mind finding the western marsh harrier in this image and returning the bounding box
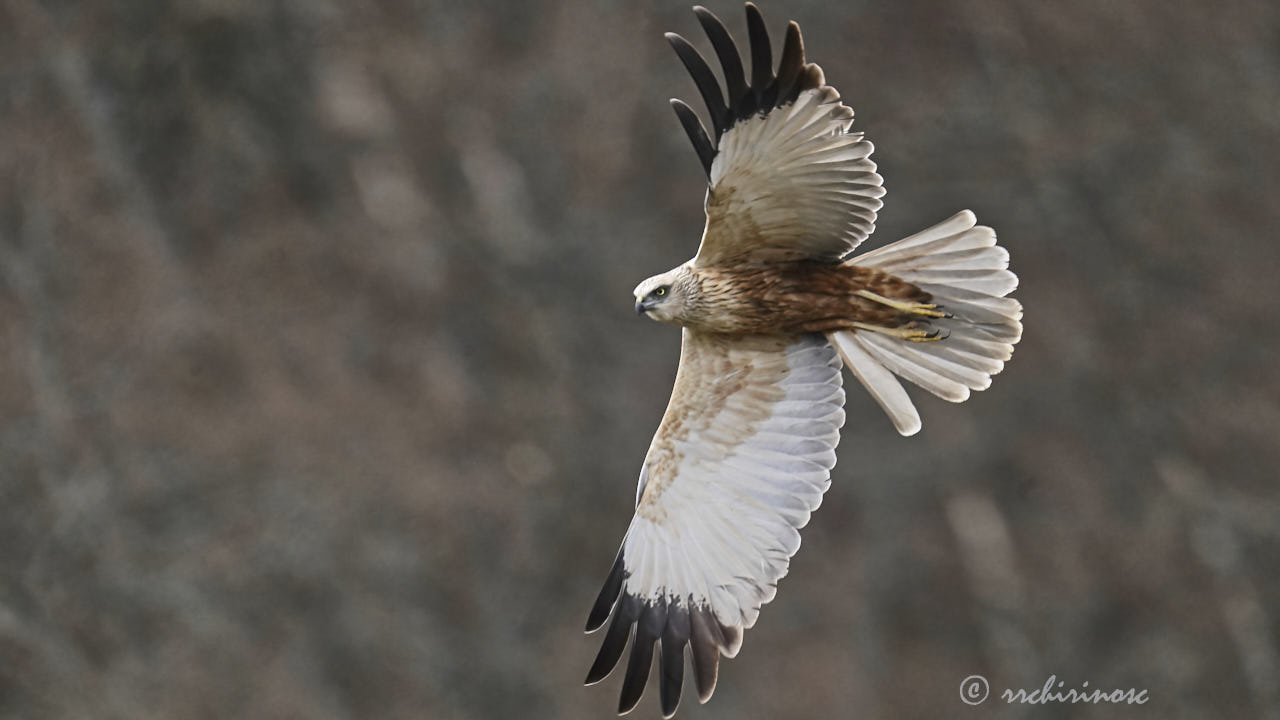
[585,5,1022,716]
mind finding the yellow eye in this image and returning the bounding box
[655,287,667,297]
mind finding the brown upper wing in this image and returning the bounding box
[665,5,885,266]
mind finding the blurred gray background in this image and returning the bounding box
[2,1,1278,718]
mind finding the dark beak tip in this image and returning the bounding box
[634,300,646,315]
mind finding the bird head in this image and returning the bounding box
[633,265,695,324]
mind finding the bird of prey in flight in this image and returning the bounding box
[585,4,1022,716]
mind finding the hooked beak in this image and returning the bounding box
[634,298,650,315]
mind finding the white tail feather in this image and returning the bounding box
[828,211,1023,435]
[829,332,921,436]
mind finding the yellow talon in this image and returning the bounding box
[855,289,950,318]
[852,322,949,342]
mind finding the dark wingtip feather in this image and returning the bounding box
[666,32,728,137]
[586,552,626,632]
[659,606,690,718]
[689,608,721,703]
[586,593,640,685]
[618,601,667,714]
[744,3,774,103]
[667,4,836,178]
[773,21,806,107]
[670,100,715,177]
[693,6,748,116]
[719,622,743,658]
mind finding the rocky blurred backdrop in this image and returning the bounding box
[2,1,1278,718]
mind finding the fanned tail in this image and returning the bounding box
[828,210,1023,436]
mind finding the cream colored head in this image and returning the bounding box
[633,264,696,325]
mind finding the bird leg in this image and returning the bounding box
[855,289,950,318]
[852,321,948,342]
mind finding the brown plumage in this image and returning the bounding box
[588,5,1023,718]
[682,261,935,335]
